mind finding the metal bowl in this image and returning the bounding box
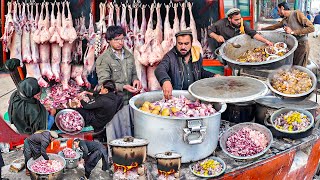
[268,108,314,134]
[55,109,85,135]
[27,153,66,179]
[219,122,273,160]
[219,31,298,70]
[266,65,317,100]
[58,150,81,169]
[189,156,226,178]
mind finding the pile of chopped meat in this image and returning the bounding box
[236,43,289,63]
[191,159,223,177]
[58,111,84,132]
[62,148,77,159]
[39,80,82,109]
[30,160,63,174]
[271,68,312,95]
[226,127,268,157]
[139,95,216,117]
[274,111,311,132]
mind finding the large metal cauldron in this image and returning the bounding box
[129,90,227,163]
[219,31,298,70]
[27,154,66,180]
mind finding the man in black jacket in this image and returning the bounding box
[23,131,59,175]
[73,139,109,180]
[155,30,219,99]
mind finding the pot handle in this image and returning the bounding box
[183,119,207,145]
[264,114,273,127]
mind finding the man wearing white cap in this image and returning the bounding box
[23,130,59,176]
[208,8,273,54]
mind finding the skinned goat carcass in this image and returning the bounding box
[37,2,50,44]
[59,1,77,43]
[173,3,180,45]
[180,3,187,30]
[9,2,22,65]
[39,42,54,80]
[187,2,203,54]
[60,62,71,90]
[1,2,14,52]
[140,5,147,37]
[120,3,128,33]
[83,13,96,78]
[30,3,40,63]
[71,65,85,86]
[21,3,32,63]
[115,4,121,26]
[107,2,114,27]
[147,66,161,91]
[128,5,134,31]
[161,4,174,54]
[26,63,49,87]
[96,3,107,34]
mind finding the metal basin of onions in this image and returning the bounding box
[129,90,227,163]
[219,122,273,160]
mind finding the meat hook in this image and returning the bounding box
[169,0,173,7]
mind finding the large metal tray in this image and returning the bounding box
[219,31,298,70]
[55,109,84,135]
[188,76,269,103]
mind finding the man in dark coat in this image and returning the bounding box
[8,77,55,134]
[24,131,59,175]
[73,139,109,180]
[155,30,219,99]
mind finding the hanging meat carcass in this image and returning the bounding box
[161,4,174,54]
[21,3,32,63]
[1,2,14,52]
[50,2,63,82]
[9,2,23,65]
[187,2,203,54]
[107,2,115,27]
[115,4,121,26]
[30,3,40,64]
[180,3,187,31]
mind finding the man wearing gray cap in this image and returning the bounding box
[23,130,59,176]
[155,30,219,99]
[208,8,273,54]
[260,2,314,66]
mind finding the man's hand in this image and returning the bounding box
[132,80,142,91]
[284,26,293,34]
[214,35,225,43]
[49,108,56,116]
[123,85,140,93]
[214,74,221,77]
[265,40,273,46]
[162,81,173,100]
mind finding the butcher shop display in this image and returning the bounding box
[57,110,84,132]
[226,127,268,157]
[273,111,311,132]
[139,95,216,117]
[270,68,312,95]
[190,158,224,178]
[62,148,77,159]
[30,160,63,174]
[236,42,289,63]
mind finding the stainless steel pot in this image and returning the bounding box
[221,101,256,123]
[129,90,227,163]
[255,96,319,125]
[27,154,66,180]
[58,150,81,169]
[219,31,298,70]
[155,152,181,178]
[108,136,149,166]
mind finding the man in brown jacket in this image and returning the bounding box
[260,2,314,66]
[96,26,142,104]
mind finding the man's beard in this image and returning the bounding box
[231,22,241,28]
[177,49,191,57]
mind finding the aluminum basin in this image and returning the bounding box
[129,90,227,163]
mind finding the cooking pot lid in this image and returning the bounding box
[255,96,319,109]
[155,152,182,159]
[108,136,149,147]
[188,77,268,103]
